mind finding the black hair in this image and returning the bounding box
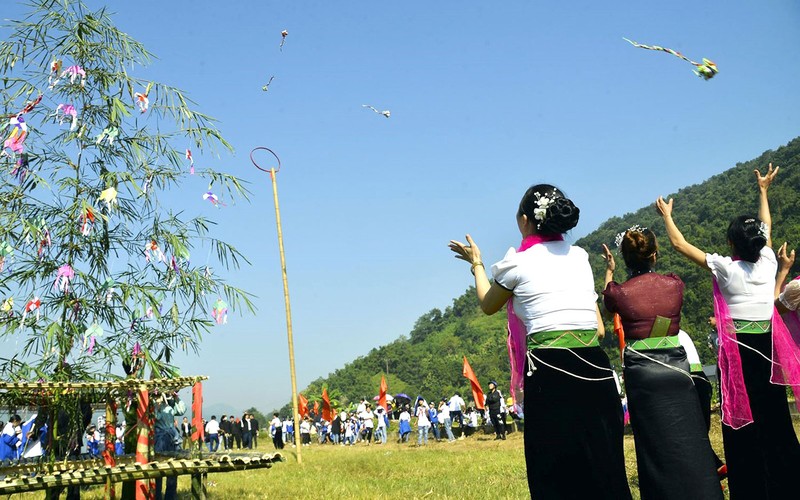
[9,414,21,424]
[727,215,767,263]
[517,184,580,235]
[620,228,658,273]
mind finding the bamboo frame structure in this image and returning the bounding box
[0,454,283,496]
[0,376,285,499]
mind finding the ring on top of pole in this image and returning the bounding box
[250,147,281,176]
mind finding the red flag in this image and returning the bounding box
[463,356,485,410]
[313,400,320,415]
[613,313,625,363]
[321,387,332,422]
[378,375,388,411]
[298,393,309,418]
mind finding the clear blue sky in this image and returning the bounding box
[4,1,800,413]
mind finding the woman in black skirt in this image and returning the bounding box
[657,164,800,499]
[450,184,631,499]
[602,227,722,499]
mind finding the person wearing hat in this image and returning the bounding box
[485,381,506,440]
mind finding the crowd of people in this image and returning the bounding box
[261,391,522,450]
[200,413,261,452]
[449,165,800,499]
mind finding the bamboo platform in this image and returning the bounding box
[0,376,208,391]
[0,452,283,495]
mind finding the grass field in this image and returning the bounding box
[12,416,800,499]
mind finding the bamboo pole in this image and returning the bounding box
[268,166,303,463]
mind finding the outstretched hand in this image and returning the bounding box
[449,234,482,266]
[601,244,615,272]
[778,242,796,271]
[755,162,779,191]
[655,196,673,218]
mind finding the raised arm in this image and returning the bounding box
[656,196,710,269]
[449,234,513,314]
[755,163,778,248]
[775,242,795,311]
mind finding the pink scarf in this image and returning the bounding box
[507,233,564,404]
[713,278,800,429]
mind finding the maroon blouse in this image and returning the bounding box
[602,272,684,340]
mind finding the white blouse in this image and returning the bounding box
[491,241,598,334]
[706,246,777,321]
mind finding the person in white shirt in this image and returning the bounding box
[438,398,455,442]
[448,393,465,428]
[397,408,411,443]
[449,183,630,500]
[658,164,800,498]
[374,406,387,444]
[299,418,311,446]
[360,404,375,445]
[415,398,431,446]
[204,416,220,453]
[270,414,283,450]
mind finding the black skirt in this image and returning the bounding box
[721,332,800,499]
[624,346,723,500]
[524,346,632,500]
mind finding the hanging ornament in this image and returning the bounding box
[211,298,228,325]
[54,264,75,294]
[21,296,41,325]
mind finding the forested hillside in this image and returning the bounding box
[276,137,800,415]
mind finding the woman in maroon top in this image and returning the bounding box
[602,226,722,500]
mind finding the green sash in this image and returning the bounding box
[527,330,599,349]
[627,335,681,351]
[733,319,771,334]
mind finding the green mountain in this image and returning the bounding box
[275,137,800,416]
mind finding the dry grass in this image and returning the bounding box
[11,417,800,499]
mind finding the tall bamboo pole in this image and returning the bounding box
[251,148,302,463]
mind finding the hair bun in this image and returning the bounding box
[540,197,580,234]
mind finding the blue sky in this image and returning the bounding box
[3,1,800,414]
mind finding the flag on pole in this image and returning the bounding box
[298,393,309,418]
[613,313,625,363]
[379,375,388,410]
[313,400,320,416]
[463,356,485,410]
[321,387,332,422]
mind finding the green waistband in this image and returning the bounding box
[733,319,771,334]
[627,335,681,350]
[527,330,599,349]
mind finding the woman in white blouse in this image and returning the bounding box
[449,184,631,499]
[657,164,800,499]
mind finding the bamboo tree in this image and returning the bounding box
[0,0,253,383]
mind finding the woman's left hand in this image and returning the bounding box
[755,162,779,191]
[601,244,615,272]
[449,234,482,266]
[778,241,796,271]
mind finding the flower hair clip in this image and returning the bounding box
[614,224,647,248]
[532,190,558,228]
[759,221,769,239]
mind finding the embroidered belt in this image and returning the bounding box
[627,335,681,351]
[527,329,599,349]
[732,319,771,334]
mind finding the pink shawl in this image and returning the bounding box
[506,233,564,404]
[713,278,800,429]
